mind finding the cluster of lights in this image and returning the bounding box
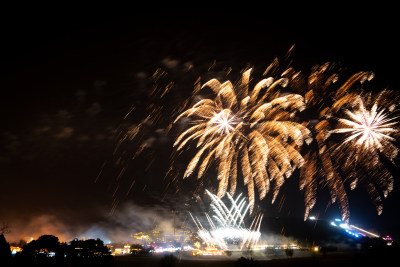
[153,245,194,254]
[329,218,382,239]
[153,245,224,256]
[193,247,224,256]
[345,229,360,238]
[113,245,132,255]
[37,251,56,257]
[384,236,393,246]
[309,216,386,240]
[330,219,359,237]
[10,246,22,255]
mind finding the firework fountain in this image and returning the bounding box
[190,190,263,251]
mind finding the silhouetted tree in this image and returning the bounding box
[11,239,27,248]
[18,235,61,265]
[23,234,60,256]
[63,238,113,266]
[0,222,11,260]
[21,234,62,266]
[0,234,11,262]
[0,223,10,235]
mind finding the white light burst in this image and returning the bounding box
[210,110,237,134]
[329,93,399,216]
[332,97,398,152]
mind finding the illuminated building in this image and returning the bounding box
[131,227,196,247]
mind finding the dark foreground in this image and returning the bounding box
[4,250,398,267]
[112,251,396,267]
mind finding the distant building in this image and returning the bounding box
[131,227,196,247]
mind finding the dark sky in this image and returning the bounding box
[1,4,399,242]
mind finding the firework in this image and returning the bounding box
[284,59,399,222]
[190,190,263,250]
[107,49,399,226]
[330,92,399,216]
[332,94,398,152]
[174,68,311,211]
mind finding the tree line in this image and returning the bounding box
[0,233,113,266]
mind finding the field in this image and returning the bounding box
[7,246,397,267]
[111,251,381,267]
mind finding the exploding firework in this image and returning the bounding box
[105,48,399,226]
[332,94,398,152]
[190,190,263,250]
[286,63,374,222]
[284,59,400,222]
[330,91,399,216]
[174,68,311,211]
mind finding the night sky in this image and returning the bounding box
[1,4,400,242]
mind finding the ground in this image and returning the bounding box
[111,251,389,267]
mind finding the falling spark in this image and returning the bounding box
[98,61,195,212]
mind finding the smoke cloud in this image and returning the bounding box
[5,201,181,244]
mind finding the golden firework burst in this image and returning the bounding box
[333,97,398,151]
[174,68,311,211]
[286,58,399,222]
[330,92,399,216]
